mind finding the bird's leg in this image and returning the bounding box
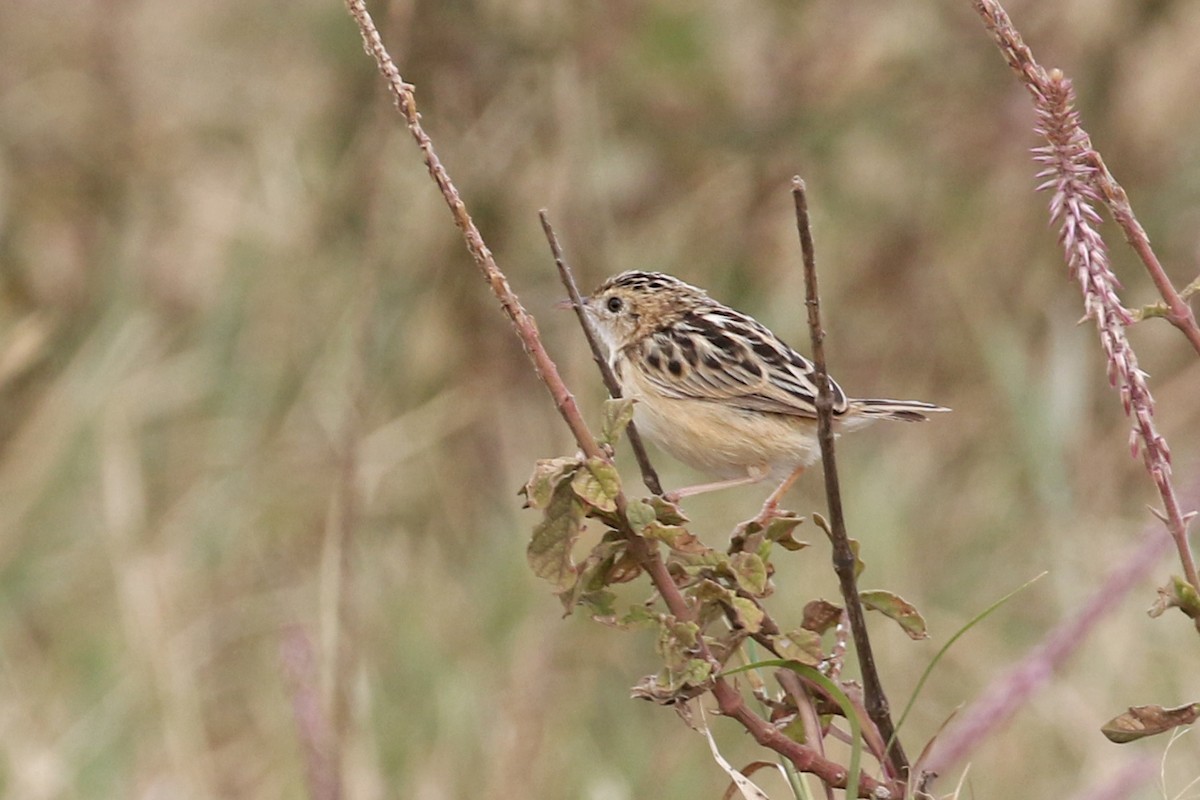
[664,465,770,503]
[752,465,805,526]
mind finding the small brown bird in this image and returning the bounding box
[580,271,947,519]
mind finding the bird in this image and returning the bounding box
[578,270,947,521]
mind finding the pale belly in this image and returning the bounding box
[620,364,823,482]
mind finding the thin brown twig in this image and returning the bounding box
[793,177,908,784]
[341,5,886,794]
[538,210,665,496]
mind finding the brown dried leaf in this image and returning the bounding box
[1102,702,1200,743]
[801,599,843,635]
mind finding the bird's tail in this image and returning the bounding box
[847,398,949,423]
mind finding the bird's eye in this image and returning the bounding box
[606,296,624,313]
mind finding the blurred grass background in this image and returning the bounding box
[2,0,1199,797]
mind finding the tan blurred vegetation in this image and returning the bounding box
[1,0,1199,797]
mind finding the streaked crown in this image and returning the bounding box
[584,271,708,353]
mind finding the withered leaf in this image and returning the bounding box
[521,456,579,510]
[763,514,807,551]
[571,457,621,512]
[600,397,637,445]
[1148,575,1200,621]
[860,589,929,640]
[774,629,824,665]
[626,499,657,530]
[526,480,583,589]
[1102,702,1200,743]
[729,597,765,633]
[642,522,707,554]
[730,552,768,596]
[802,599,843,635]
[647,495,690,525]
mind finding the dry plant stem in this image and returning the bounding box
[342,5,884,795]
[1063,755,1156,800]
[281,626,340,800]
[972,0,1199,592]
[1087,157,1200,355]
[538,210,664,496]
[793,177,908,782]
[920,496,1194,779]
[777,670,835,800]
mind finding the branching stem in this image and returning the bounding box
[538,211,664,496]
[343,3,886,794]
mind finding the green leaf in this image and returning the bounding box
[642,522,706,553]
[599,397,637,445]
[860,589,929,640]
[571,457,621,512]
[1102,702,1200,743]
[730,596,765,633]
[729,552,768,596]
[763,513,806,551]
[526,481,584,589]
[811,512,863,576]
[848,537,865,578]
[680,657,713,686]
[1148,575,1200,621]
[774,629,823,665]
[689,579,732,605]
[647,495,690,525]
[626,499,657,530]
[578,589,617,618]
[657,617,701,670]
[521,457,579,510]
[620,605,659,629]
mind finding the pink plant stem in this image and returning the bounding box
[972,0,1199,592]
[1063,755,1157,800]
[920,508,1183,778]
[1085,155,1200,356]
[341,4,887,794]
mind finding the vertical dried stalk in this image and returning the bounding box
[793,177,908,782]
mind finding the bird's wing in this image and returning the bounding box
[632,306,848,418]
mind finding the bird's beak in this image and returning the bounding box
[555,296,588,311]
